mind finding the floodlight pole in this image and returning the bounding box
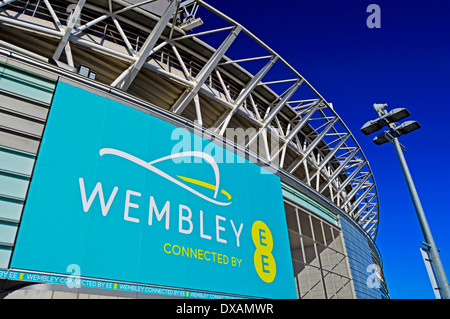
[363,104,450,298]
[391,133,450,299]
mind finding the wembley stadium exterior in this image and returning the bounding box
[0,0,388,299]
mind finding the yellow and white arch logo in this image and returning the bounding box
[252,221,276,283]
[99,148,232,206]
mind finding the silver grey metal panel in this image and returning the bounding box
[0,91,49,121]
[0,112,44,138]
[0,131,40,154]
[0,56,56,271]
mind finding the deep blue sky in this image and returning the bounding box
[205,0,450,298]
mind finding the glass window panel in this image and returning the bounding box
[298,210,313,239]
[0,65,56,103]
[0,199,23,223]
[0,174,29,199]
[318,246,331,271]
[311,217,324,244]
[288,231,304,263]
[0,247,12,268]
[331,229,345,254]
[284,202,299,234]
[0,223,18,245]
[302,237,319,267]
[0,148,35,175]
[283,199,360,299]
[292,259,306,278]
[323,224,334,246]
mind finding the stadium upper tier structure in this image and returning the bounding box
[0,0,388,299]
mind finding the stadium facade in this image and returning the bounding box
[0,0,388,299]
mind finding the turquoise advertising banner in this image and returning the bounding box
[11,82,296,298]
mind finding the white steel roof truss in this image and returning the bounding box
[0,0,381,238]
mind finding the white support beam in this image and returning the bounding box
[348,183,375,216]
[168,0,182,41]
[358,203,378,225]
[73,0,158,36]
[317,134,351,164]
[353,194,377,220]
[73,14,109,35]
[170,42,192,80]
[120,0,180,90]
[333,160,366,198]
[215,69,232,102]
[171,25,243,115]
[341,173,371,208]
[111,16,136,56]
[246,79,303,147]
[363,215,378,234]
[110,40,169,87]
[172,26,235,42]
[303,160,311,187]
[247,94,263,122]
[114,0,160,15]
[213,55,278,135]
[279,123,292,168]
[193,94,202,126]
[286,116,339,174]
[319,147,359,193]
[219,55,273,66]
[269,101,321,162]
[52,0,86,62]
[43,0,63,32]
[0,0,15,8]
[289,98,320,107]
[258,78,299,86]
[308,133,351,181]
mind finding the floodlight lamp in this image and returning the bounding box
[179,17,203,31]
[78,65,90,77]
[372,131,391,145]
[396,120,421,135]
[385,108,411,123]
[360,118,386,135]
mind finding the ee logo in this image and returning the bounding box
[252,221,276,283]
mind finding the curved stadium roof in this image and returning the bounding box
[0,0,380,239]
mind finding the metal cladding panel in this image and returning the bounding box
[0,147,35,176]
[0,131,40,154]
[339,213,386,299]
[0,64,56,104]
[11,82,297,299]
[0,112,44,137]
[0,60,56,270]
[0,92,49,121]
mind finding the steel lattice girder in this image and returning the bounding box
[0,0,380,239]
